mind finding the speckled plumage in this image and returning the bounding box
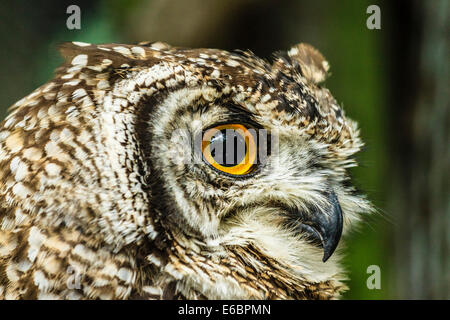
[0,41,372,299]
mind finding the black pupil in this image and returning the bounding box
[210,129,247,167]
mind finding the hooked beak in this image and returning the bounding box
[292,191,343,262]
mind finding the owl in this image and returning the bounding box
[0,41,372,300]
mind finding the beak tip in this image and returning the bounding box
[320,192,344,263]
[322,245,334,262]
[321,239,334,262]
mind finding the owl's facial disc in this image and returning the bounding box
[291,191,343,262]
[200,120,343,261]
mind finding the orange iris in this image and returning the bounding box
[202,124,257,176]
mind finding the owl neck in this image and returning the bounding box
[143,225,346,299]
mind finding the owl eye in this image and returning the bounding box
[202,124,257,176]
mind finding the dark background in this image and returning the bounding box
[0,0,447,299]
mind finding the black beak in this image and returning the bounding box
[293,191,343,262]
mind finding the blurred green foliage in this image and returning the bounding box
[318,0,392,299]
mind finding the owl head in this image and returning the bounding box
[0,41,372,299]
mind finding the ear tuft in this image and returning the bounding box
[287,43,330,84]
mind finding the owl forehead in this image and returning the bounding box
[60,41,311,106]
[54,42,355,149]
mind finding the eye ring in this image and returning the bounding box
[202,124,257,176]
